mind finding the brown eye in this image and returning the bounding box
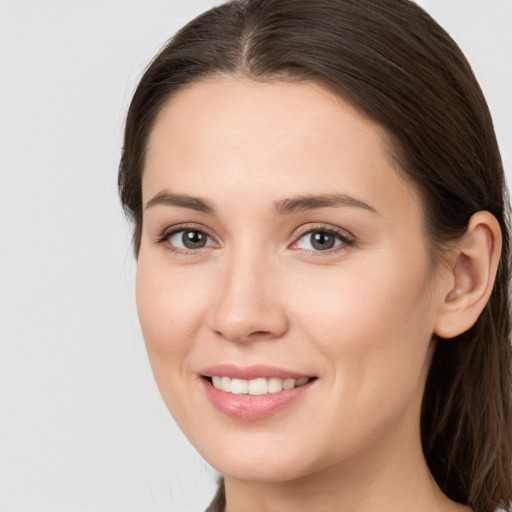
[310,231,336,250]
[167,229,215,250]
[295,228,351,252]
[182,230,207,248]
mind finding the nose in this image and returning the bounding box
[207,250,289,343]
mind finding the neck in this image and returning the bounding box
[223,416,470,512]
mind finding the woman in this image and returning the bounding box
[119,1,511,511]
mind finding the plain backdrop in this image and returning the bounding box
[0,1,510,511]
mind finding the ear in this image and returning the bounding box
[434,211,502,339]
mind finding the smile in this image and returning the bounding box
[210,376,311,395]
[200,365,317,420]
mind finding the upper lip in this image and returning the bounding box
[201,364,314,380]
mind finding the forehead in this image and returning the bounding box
[143,77,419,221]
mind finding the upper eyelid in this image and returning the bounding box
[160,223,216,239]
[292,223,355,240]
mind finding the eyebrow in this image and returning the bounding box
[144,191,379,216]
[145,191,216,214]
[273,193,379,215]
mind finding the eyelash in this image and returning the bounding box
[291,224,355,255]
[155,224,218,256]
[155,223,356,256]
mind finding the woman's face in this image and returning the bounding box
[137,77,447,482]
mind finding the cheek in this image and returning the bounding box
[135,256,209,372]
[291,249,436,402]
[275,253,437,466]
[134,255,221,429]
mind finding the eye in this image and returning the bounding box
[294,228,353,252]
[163,228,216,251]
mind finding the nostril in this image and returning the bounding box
[249,331,272,338]
[213,329,276,342]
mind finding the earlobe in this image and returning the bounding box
[434,211,502,339]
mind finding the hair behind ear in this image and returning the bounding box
[422,212,511,511]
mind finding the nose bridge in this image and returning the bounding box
[209,241,287,342]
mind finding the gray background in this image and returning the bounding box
[0,1,510,510]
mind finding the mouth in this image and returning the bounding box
[200,365,318,420]
[204,375,314,395]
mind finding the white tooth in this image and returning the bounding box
[283,378,296,390]
[230,378,249,394]
[221,376,231,392]
[212,376,222,389]
[268,377,284,393]
[249,378,268,395]
[296,377,309,387]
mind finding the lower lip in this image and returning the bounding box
[201,378,315,420]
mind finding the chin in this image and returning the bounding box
[213,456,311,484]
[193,432,329,485]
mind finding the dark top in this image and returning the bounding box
[205,482,226,512]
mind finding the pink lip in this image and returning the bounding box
[201,364,312,380]
[200,365,317,421]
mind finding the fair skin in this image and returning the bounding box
[136,77,500,512]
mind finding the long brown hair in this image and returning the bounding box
[119,1,511,510]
